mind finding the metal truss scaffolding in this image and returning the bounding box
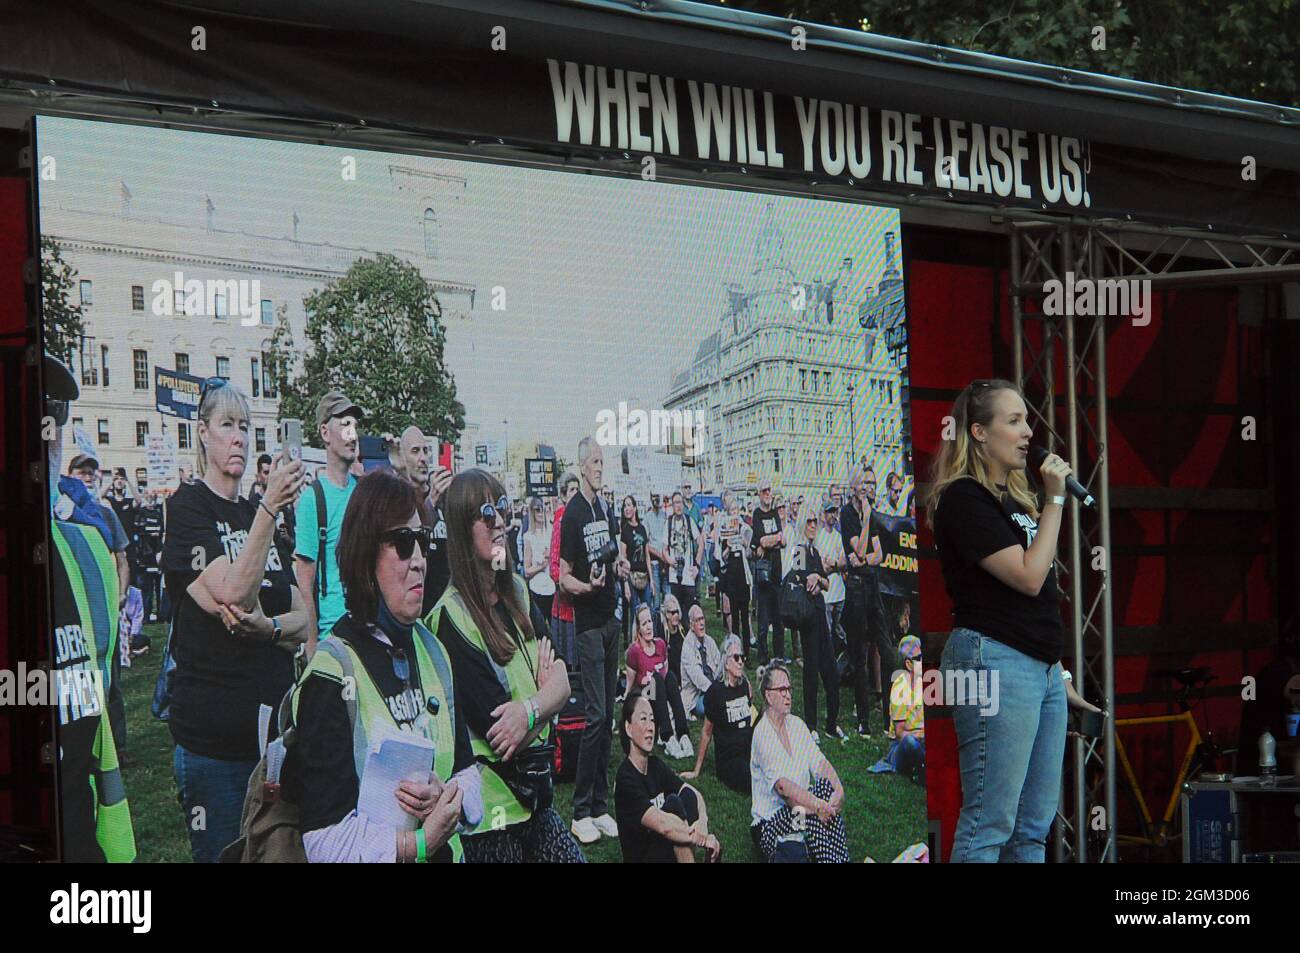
[1009,219,1300,863]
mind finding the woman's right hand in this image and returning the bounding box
[263,454,305,512]
[1038,452,1072,499]
[421,783,464,850]
[395,775,444,820]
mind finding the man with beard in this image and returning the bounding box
[293,390,366,649]
[388,425,453,612]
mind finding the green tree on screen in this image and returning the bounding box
[40,236,85,365]
[267,253,465,447]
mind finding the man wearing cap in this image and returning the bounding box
[293,389,366,650]
[61,452,132,752]
[43,354,137,861]
[871,635,925,782]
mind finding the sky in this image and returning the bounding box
[38,116,903,457]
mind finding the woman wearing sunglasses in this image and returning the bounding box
[161,379,312,863]
[658,592,688,684]
[430,469,584,862]
[750,662,850,863]
[681,634,754,793]
[285,470,478,862]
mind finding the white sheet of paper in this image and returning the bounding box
[265,736,286,785]
[356,726,436,832]
[257,703,273,758]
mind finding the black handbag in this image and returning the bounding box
[753,557,772,585]
[779,570,817,630]
[481,742,556,815]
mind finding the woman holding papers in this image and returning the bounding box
[431,469,585,863]
[285,471,478,863]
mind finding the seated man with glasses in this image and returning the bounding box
[749,662,851,863]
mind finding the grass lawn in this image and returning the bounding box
[119,609,928,863]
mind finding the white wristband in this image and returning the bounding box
[1049,495,1067,507]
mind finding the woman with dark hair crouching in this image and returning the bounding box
[614,691,721,863]
[750,662,850,863]
[928,379,1103,863]
[284,470,478,862]
[431,468,584,863]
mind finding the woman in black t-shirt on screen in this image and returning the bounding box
[927,379,1103,863]
[162,380,311,863]
[614,691,721,863]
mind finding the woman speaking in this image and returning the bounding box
[928,378,1102,863]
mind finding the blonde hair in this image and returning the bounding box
[924,379,1039,528]
[195,382,252,479]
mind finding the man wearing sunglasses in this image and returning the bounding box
[294,390,366,647]
[559,436,628,845]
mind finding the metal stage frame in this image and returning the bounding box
[1009,220,1300,863]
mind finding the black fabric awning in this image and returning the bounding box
[4,0,1298,233]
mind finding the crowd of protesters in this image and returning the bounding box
[54,372,922,863]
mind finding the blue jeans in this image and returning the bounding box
[173,744,257,863]
[939,627,1067,863]
[691,695,706,718]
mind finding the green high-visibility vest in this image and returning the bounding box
[293,619,464,862]
[426,577,547,833]
[51,521,137,863]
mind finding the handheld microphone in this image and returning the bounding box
[1028,446,1096,509]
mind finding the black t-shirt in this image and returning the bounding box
[751,507,783,579]
[839,501,880,594]
[162,480,296,761]
[436,590,552,749]
[560,490,616,632]
[51,524,107,862]
[284,613,474,855]
[934,478,1063,664]
[135,503,163,562]
[614,754,687,863]
[105,492,136,547]
[421,503,451,616]
[622,520,649,569]
[703,679,754,793]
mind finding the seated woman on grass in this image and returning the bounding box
[681,635,753,793]
[749,662,850,863]
[614,691,721,863]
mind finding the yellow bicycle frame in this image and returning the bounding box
[1113,710,1203,847]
